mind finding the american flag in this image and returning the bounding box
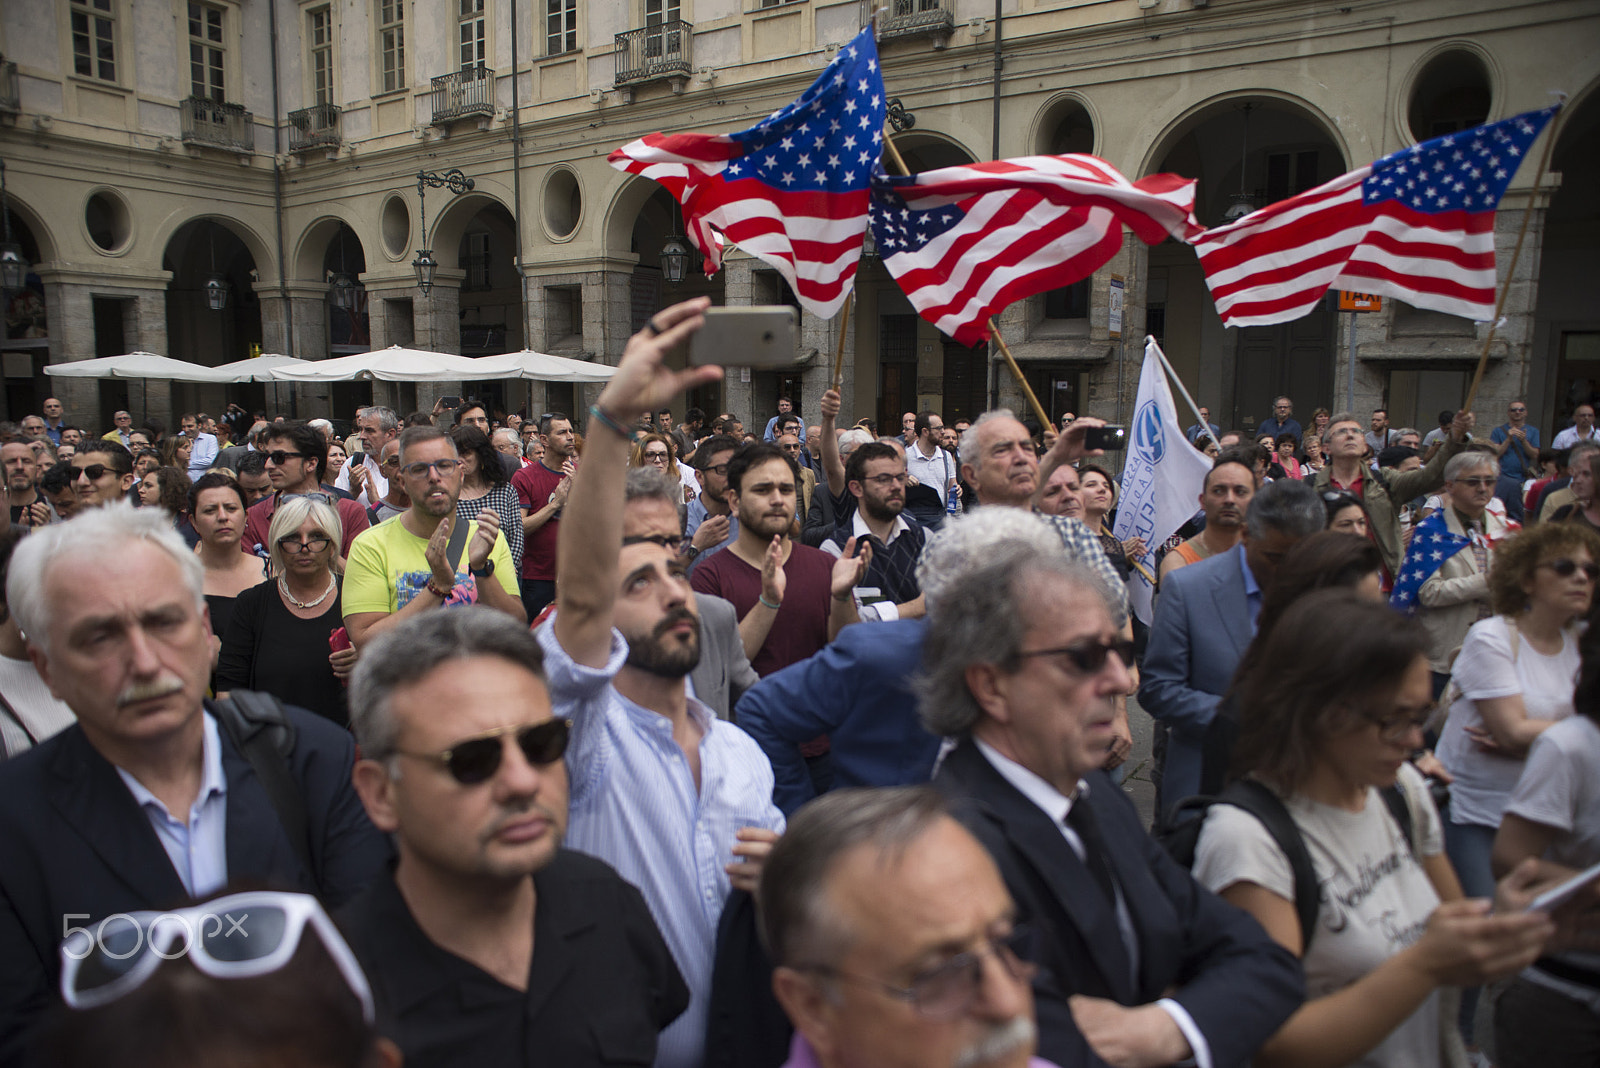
[870,156,1202,347]
[608,27,885,319]
[1193,106,1560,327]
[1389,509,1473,611]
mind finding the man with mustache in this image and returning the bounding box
[539,297,786,1068]
[0,503,389,1062]
[763,787,1051,1068]
[341,608,689,1066]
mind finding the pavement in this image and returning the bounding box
[1119,695,1160,831]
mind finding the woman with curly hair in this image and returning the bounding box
[449,425,523,575]
[630,432,691,504]
[137,465,197,545]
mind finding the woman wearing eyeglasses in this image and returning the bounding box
[1433,521,1600,1050]
[1192,591,1555,1068]
[630,432,693,505]
[217,496,354,726]
[450,425,523,577]
[189,473,268,665]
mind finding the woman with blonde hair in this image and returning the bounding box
[216,495,355,726]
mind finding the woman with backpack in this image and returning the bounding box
[1191,591,1555,1068]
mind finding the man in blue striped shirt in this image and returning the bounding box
[539,296,786,1068]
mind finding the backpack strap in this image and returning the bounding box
[1380,779,1418,857]
[209,692,315,881]
[1221,779,1322,954]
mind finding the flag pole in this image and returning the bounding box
[1147,335,1220,450]
[1462,104,1563,414]
[832,294,851,390]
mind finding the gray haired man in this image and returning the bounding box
[338,405,401,507]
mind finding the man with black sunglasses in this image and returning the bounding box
[240,422,370,566]
[542,297,786,1068]
[67,441,136,509]
[925,519,1304,1068]
[343,609,688,1066]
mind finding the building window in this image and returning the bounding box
[546,286,582,346]
[1265,150,1320,204]
[187,2,226,102]
[459,0,486,71]
[644,0,680,58]
[378,0,405,93]
[1044,279,1089,320]
[70,0,117,83]
[308,6,334,106]
[546,0,577,56]
[464,232,491,290]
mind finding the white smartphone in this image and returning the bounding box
[688,306,799,368]
[1527,860,1600,913]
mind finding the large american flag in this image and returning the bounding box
[870,156,1202,346]
[608,27,884,318]
[1192,106,1560,327]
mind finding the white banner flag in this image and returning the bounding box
[1111,338,1213,624]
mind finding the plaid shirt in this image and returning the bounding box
[1040,513,1130,628]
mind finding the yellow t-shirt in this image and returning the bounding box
[342,513,519,617]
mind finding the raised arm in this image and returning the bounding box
[553,298,720,668]
[820,388,845,497]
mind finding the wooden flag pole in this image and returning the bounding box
[1462,105,1563,413]
[831,294,851,390]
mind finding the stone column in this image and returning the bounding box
[720,258,757,422]
[580,265,633,413]
[412,271,464,413]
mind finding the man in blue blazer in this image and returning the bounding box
[0,504,388,1066]
[1139,477,1326,815]
[925,510,1303,1068]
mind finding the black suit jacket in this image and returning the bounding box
[935,739,1304,1068]
[338,851,688,1068]
[0,706,390,1066]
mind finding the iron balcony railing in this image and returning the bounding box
[288,102,342,152]
[180,96,254,152]
[874,0,955,42]
[430,66,494,124]
[0,59,18,115]
[615,19,693,86]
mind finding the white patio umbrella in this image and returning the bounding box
[268,345,484,382]
[209,354,316,381]
[472,349,617,383]
[44,351,240,383]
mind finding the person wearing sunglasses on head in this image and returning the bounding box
[239,422,371,572]
[763,787,1049,1068]
[540,297,786,1068]
[1429,520,1600,1055]
[0,503,390,1063]
[339,608,687,1067]
[924,516,1306,1068]
[342,425,525,651]
[42,888,399,1068]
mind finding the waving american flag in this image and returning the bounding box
[1193,106,1560,327]
[609,27,885,318]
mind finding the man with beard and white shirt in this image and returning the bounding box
[537,296,786,1068]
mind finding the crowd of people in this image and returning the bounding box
[0,306,1597,1068]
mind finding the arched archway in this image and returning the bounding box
[1146,95,1349,430]
[1535,82,1600,433]
[626,185,727,416]
[162,218,262,367]
[1,195,55,420]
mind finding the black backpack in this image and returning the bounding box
[1161,778,1413,953]
[209,691,315,880]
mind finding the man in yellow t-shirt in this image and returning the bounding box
[343,426,525,648]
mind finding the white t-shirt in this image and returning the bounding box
[1437,616,1579,828]
[333,453,389,508]
[1193,764,1445,1068]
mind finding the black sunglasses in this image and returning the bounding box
[396,719,571,785]
[1539,558,1600,581]
[1016,637,1136,674]
[73,463,114,481]
[266,450,306,465]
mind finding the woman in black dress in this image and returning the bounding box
[190,473,267,661]
[216,495,355,726]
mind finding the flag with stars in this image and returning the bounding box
[1192,105,1560,327]
[1389,509,1473,612]
[869,156,1202,347]
[608,27,885,318]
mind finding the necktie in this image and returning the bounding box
[1065,798,1119,911]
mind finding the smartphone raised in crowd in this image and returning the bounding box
[1083,425,1127,452]
[688,307,799,368]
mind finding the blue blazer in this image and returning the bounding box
[1138,546,1254,807]
[0,705,390,1065]
[936,740,1303,1068]
[735,618,938,815]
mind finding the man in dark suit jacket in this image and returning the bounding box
[922,510,1303,1068]
[0,502,388,1066]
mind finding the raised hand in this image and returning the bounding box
[598,297,723,421]
[761,535,787,607]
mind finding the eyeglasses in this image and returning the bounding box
[265,451,306,465]
[395,719,570,785]
[400,458,464,479]
[701,462,731,477]
[1454,477,1497,489]
[379,454,400,467]
[1539,558,1600,581]
[73,463,114,482]
[1370,710,1430,743]
[277,534,333,554]
[1016,637,1136,674]
[623,533,685,551]
[796,927,1036,1020]
[862,472,908,486]
[59,891,374,1023]
[643,451,670,463]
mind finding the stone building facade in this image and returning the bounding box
[1,0,1596,444]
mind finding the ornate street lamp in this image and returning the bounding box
[1222,102,1259,222]
[412,168,475,296]
[203,223,230,311]
[0,161,26,294]
[329,226,358,309]
[659,201,690,285]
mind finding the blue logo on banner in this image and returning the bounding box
[1132,401,1165,465]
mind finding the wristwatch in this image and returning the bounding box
[469,559,496,578]
[682,544,702,561]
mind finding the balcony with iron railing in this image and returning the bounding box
[0,58,20,115]
[288,102,342,153]
[430,66,495,125]
[871,0,955,45]
[180,96,254,152]
[615,20,693,92]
